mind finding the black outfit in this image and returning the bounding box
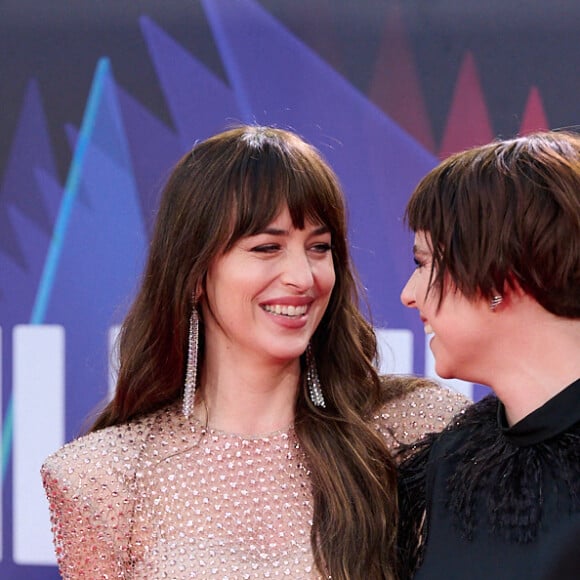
[398,379,580,580]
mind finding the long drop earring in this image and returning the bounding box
[306,343,326,408]
[182,304,199,418]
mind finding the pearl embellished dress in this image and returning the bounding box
[41,384,466,579]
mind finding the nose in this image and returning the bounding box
[281,249,314,290]
[400,274,416,308]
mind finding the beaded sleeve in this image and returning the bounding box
[41,414,154,579]
[374,380,469,455]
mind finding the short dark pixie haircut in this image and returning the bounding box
[405,131,580,318]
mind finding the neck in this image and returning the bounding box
[487,312,580,425]
[195,352,300,435]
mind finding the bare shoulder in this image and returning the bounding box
[374,374,469,453]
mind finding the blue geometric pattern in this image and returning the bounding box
[0,1,446,575]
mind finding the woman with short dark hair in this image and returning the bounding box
[399,131,580,579]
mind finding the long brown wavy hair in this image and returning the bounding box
[90,125,398,578]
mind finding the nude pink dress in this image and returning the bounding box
[42,384,466,579]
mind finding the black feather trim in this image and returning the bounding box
[396,432,438,578]
[443,395,580,542]
[397,382,580,575]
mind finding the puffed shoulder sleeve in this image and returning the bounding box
[41,422,146,579]
[373,375,469,457]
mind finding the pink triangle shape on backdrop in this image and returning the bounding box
[439,52,493,159]
[368,1,435,152]
[519,86,549,135]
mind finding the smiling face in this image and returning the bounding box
[201,206,336,367]
[400,231,497,383]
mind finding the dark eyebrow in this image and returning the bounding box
[260,224,330,236]
[261,227,286,236]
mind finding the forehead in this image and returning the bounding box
[265,205,327,229]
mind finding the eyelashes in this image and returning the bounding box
[251,244,280,253]
[251,243,332,254]
[311,243,332,253]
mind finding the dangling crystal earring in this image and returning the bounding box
[306,343,326,408]
[490,295,503,311]
[182,303,199,418]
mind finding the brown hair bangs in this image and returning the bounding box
[219,127,348,256]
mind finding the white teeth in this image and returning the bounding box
[263,304,307,317]
[424,323,434,335]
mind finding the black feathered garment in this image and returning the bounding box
[398,379,580,580]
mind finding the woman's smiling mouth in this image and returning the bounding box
[262,303,308,317]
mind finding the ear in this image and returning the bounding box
[495,277,528,309]
[189,277,204,304]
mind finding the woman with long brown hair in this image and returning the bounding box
[42,125,464,579]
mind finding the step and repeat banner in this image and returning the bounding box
[1,0,578,577]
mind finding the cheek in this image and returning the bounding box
[320,262,336,295]
[418,270,440,303]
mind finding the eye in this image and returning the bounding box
[310,242,332,254]
[251,244,281,253]
[413,256,422,268]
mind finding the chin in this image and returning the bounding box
[266,346,309,363]
[434,362,456,381]
[435,363,474,384]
